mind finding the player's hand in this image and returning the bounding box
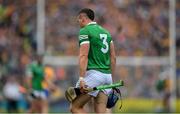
[80,80,88,94]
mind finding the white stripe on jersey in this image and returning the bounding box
[79,37,88,40]
[80,41,90,45]
[79,35,88,37]
[79,35,88,40]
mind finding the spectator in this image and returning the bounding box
[3,76,22,113]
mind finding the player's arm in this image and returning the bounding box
[78,28,90,91]
[110,41,116,79]
[78,29,90,79]
[79,43,89,92]
[25,65,32,89]
[44,74,57,91]
[79,43,89,78]
[26,77,32,89]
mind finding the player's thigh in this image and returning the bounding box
[71,93,92,108]
[94,91,108,113]
[30,99,40,111]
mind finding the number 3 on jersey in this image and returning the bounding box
[100,34,109,53]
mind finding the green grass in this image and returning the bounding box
[114,98,180,113]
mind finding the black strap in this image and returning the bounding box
[112,87,123,109]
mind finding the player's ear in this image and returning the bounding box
[80,17,84,23]
[82,16,87,22]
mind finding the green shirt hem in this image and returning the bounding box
[87,68,111,74]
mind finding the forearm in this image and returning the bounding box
[111,56,116,78]
[79,55,88,77]
[26,77,32,89]
[110,42,116,79]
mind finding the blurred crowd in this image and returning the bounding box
[0,0,179,113]
[46,0,170,56]
[0,0,37,76]
[177,0,180,100]
[0,0,36,112]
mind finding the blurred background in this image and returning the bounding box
[0,0,179,113]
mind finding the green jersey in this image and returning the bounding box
[79,22,112,73]
[26,61,45,90]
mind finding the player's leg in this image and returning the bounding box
[28,92,38,113]
[94,91,108,113]
[70,93,92,113]
[28,91,43,113]
[71,70,96,113]
[42,99,48,113]
[84,97,94,113]
[42,89,49,113]
[36,99,44,113]
[35,100,43,113]
[29,99,41,113]
[94,71,112,113]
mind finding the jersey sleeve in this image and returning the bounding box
[109,37,112,43]
[79,28,89,46]
[108,32,113,43]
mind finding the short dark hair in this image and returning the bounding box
[78,8,95,21]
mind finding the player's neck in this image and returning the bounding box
[85,21,96,26]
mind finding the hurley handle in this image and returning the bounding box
[86,80,124,92]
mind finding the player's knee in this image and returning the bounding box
[70,104,80,113]
[70,106,76,113]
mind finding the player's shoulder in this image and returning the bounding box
[79,27,89,35]
[95,24,110,34]
[100,26,111,36]
[80,22,96,32]
[79,27,88,33]
[79,27,87,32]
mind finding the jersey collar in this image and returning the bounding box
[87,22,97,25]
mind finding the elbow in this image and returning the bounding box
[111,56,116,63]
[114,56,116,62]
[114,57,116,64]
[79,55,88,60]
[79,54,88,59]
[79,54,88,63]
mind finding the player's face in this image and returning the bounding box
[77,13,87,28]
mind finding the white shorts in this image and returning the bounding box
[31,90,47,100]
[76,70,112,97]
